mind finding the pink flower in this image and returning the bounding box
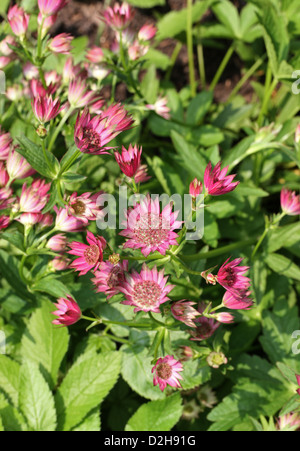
[37,12,57,36]
[63,58,86,83]
[54,207,85,232]
[296,374,300,396]
[32,95,62,123]
[120,196,181,257]
[103,2,135,30]
[7,5,30,37]
[36,213,54,231]
[0,163,9,188]
[222,290,253,310]
[86,46,104,64]
[146,96,170,120]
[92,260,129,299]
[50,256,71,271]
[134,164,151,184]
[0,128,12,161]
[204,161,239,196]
[68,79,102,109]
[47,234,68,252]
[16,213,43,226]
[0,57,11,69]
[0,216,10,230]
[280,188,300,216]
[171,300,200,328]
[23,63,40,80]
[38,0,68,16]
[0,35,17,56]
[6,149,34,180]
[190,302,220,341]
[115,144,142,178]
[138,24,157,41]
[68,191,103,224]
[74,105,133,155]
[52,295,81,326]
[49,33,73,54]
[0,188,14,210]
[215,312,234,324]
[216,257,251,298]
[152,355,183,392]
[277,413,300,431]
[189,178,203,198]
[68,231,106,276]
[18,179,50,213]
[119,264,174,313]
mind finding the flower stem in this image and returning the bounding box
[187,0,196,97]
[210,43,235,92]
[48,106,75,152]
[181,238,256,262]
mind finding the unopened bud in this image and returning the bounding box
[206,351,228,369]
[36,125,47,138]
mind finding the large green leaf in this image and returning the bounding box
[125,393,183,431]
[265,253,300,281]
[0,355,20,407]
[127,0,165,7]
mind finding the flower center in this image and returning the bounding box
[73,200,86,216]
[223,268,236,287]
[132,280,162,309]
[156,362,172,380]
[133,213,169,246]
[82,127,101,149]
[107,266,125,288]
[84,244,100,266]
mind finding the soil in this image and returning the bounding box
[51,0,255,103]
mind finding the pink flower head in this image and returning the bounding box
[36,213,54,231]
[7,5,30,37]
[190,302,220,341]
[18,179,50,213]
[134,164,151,184]
[6,149,34,180]
[63,58,86,83]
[0,187,14,210]
[120,196,181,257]
[0,35,17,56]
[47,234,68,252]
[0,57,11,69]
[222,290,253,310]
[189,178,203,198]
[86,46,104,64]
[50,255,71,271]
[277,413,300,431]
[217,257,251,298]
[23,63,40,80]
[52,295,81,326]
[68,79,102,109]
[54,206,85,232]
[68,231,106,276]
[204,161,239,196]
[32,95,62,123]
[146,96,170,120]
[115,144,142,178]
[92,260,129,299]
[16,213,43,227]
[103,2,135,30]
[37,12,57,36]
[68,191,103,224]
[280,188,300,216]
[49,33,73,54]
[171,300,200,328]
[0,128,13,161]
[0,163,9,188]
[0,216,10,230]
[152,355,183,392]
[119,264,174,313]
[296,374,300,396]
[138,24,157,41]
[215,312,234,324]
[38,0,69,16]
[74,104,133,155]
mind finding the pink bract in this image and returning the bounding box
[102,2,135,30]
[49,33,73,54]
[280,188,300,216]
[92,260,129,299]
[222,290,253,310]
[152,355,183,392]
[217,257,251,298]
[115,144,142,178]
[204,161,239,196]
[38,0,69,16]
[7,5,29,37]
[6,149,35,180]
[52,295,81,326]
[68,231,106,276]
[32,95,62,123]
[171,300,200,328]
[54,206,86,232]
[0,216,10,230]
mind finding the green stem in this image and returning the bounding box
[48,106,75,152]
[210,43,235,92]
[258,65,277,127]
[187,0,196,97]
[197,27,206,88]
[181,238,256,262]
[148,311,166,328]
[165,42,183,82]
[102,333,129,344]
[251,212,286,260]
[19,255,29,285]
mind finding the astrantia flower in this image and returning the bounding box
[222,290,253,310]
[138,24,157,41]
[190,302,220,341]
[68,79,102,109]
[68,191,103,224]
[189,178,203,198]
[0,163,9,188]
[120,196,181,257]
[16,212,43,227]
[68,231,106,276]
[7,5,30,38]
[37,12,57,37]
[52,295,81,326]
[74,105,133,155]
[152,355,183,392]
[38,0,68,16]
[36,213,54,232]
[50,256,71,271]
[0,35,17,56]
[54,207,85,233]
[280,188,300,216]
[0,188,14,210]
[171,300,200,328]
[215,312,234,324]
[146,96,170,120]
[0,216,10,230]
[63,57,86,83]
[47,234,68,252]
[0,128,13,161]
[115,144,142,178]
[103,2,134,30]
[18,179,51,213]
[49,33,73,54]
[6,149,34,180]
[32,95,62,124]
[204,161,239,196]
[119,264,174,313]
[86,46,104,64]
[134,164,151,184]
[92,260,128,299]
[216,257,251,298]
[23,63,40,80]
[276,413,300,431]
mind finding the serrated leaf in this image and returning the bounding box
[31,276,69,298]
[0,355,20,407]
[20,300,69,388]
[0,393,27,431]
[72,409,101,431]
[19,360,57,431]
[55,350,121,431]
[125,393,182,431]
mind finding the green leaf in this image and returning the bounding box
[16,136,60,179]
[265,253,300,281]
[140,65,159,105]
[0,393,27,431]
[212,0,241,39]
[180,359,211,390]
[186,91,213,125]
[125,393,183,431]
[31,276,70,298]
[19,360,57,431]
[72,409,101,432]
[171,130,207,179]
[127,0,165,7]
[20,300,69,388]
[0,229,25,253]
[0,0,10,15]
[265,222,300,254]
[55,350,121,431]
[0,355,20,407]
